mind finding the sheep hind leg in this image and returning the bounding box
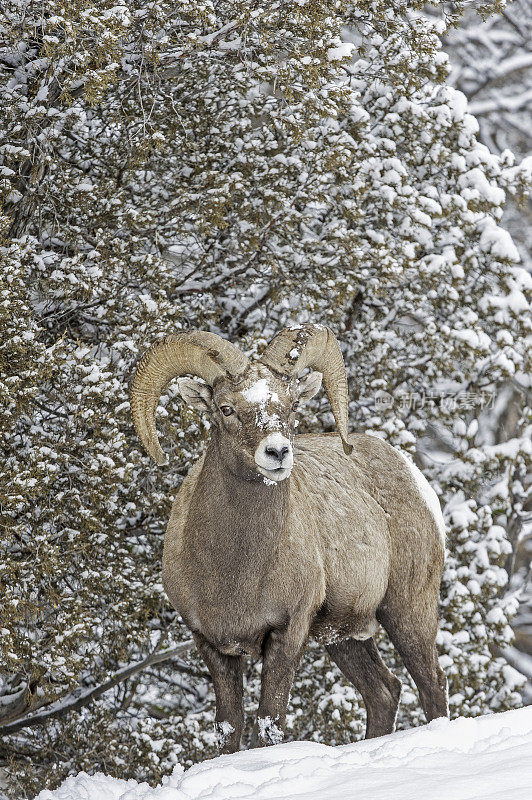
[377,604,449,722]
[326,637,402,738]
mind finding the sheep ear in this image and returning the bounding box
[177,378,213,411]
[297,371,322,402]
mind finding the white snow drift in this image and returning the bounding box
[36,706,532,800]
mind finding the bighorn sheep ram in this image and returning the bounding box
[130,324,448,752]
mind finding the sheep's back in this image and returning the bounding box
[290,433,445,614]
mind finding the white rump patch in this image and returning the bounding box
[397,450,446,544]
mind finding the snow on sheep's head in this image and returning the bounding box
[130,324,352,484]
[177,364,322,483]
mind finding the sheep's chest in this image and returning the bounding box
[167,520,319,658]
[162,453,323,657]
[180,554,302,657]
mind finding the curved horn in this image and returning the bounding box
[259,324,353,455]
[130,331,250,465]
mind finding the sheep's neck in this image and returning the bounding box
[181,437,291,647]
[186,436,290,563]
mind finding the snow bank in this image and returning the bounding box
[36,707,532,800]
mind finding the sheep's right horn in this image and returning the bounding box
[130,331,250,465]
[259,323,353,455]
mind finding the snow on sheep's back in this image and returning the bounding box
[36,708,532,800]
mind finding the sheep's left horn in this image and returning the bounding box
[259,324,353,455]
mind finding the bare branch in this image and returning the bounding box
[0,640,194,736]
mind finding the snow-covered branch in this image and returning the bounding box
[469,88,532,116]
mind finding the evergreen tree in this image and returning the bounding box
[441,0,532,693]
[1,1,530,795]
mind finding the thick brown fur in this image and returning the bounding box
[163,417,448,752]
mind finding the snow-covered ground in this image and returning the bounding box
[36,707,532,800]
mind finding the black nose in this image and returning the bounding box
[265,445,290,462]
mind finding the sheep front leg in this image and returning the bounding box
[253,627,304,747]
[193,633,244,754]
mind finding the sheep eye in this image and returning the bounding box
[220,405,234,416]
[291,401,299,412]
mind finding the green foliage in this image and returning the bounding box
[0,0,530,796]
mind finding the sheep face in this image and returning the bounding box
[177,365,322,484]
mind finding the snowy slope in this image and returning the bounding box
[36,707,532,800]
